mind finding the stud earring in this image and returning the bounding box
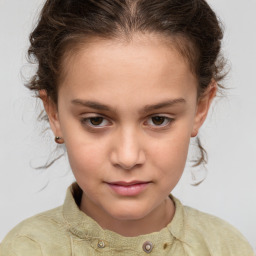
[191,130,198,138]
[55,136,65,144]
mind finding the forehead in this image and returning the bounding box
[59,34,198,103]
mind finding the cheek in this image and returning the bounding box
[150,129,191,178]
[60,116,108,173]
[65,137,107,178]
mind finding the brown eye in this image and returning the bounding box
[81,116,110,128]
[146,116,173,128]
[151,116,166,125]
[90,117,104,126]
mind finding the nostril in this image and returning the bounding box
[117,162,140,171]
[110,134,146,169]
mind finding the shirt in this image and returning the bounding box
[0,182,254,256]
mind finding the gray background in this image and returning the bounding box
[0,0,255,251]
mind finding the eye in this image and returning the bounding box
[147,116,174,127]
[81,116,110,128]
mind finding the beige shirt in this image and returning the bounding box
[1,183,254,256]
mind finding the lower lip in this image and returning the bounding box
[107,183,149,196]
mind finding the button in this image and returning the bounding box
[98,241,105,248]
[142,241,153,253]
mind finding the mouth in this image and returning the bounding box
[106,181,151,196]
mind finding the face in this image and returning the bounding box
[43,34,216,234]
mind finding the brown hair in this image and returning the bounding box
[27,0,226,180]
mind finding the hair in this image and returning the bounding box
[26,0,227,182]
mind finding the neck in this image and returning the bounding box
[80,195,175,237]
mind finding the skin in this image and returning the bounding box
[41,33,216,237]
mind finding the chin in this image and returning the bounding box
[108,204,152,221]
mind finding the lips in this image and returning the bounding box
[106,181,151,196]
[110,181,149,186]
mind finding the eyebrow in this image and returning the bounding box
[71,98,186,114]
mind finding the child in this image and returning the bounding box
[0,0,254,255]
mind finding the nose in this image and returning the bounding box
[110,127,146,170]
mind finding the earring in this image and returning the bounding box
[191,130,198,138]
[55,136,65,144]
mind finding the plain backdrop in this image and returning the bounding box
[0,0,255,251]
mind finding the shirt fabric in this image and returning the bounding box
[0,182,254,256]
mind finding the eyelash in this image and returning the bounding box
[80,115,174,130]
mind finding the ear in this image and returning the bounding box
[39,90,63,138]
[191,80,217,137]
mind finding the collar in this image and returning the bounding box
[62,182,185,251]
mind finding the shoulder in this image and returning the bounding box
[0,206,69,255]
[182,204,254,255]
